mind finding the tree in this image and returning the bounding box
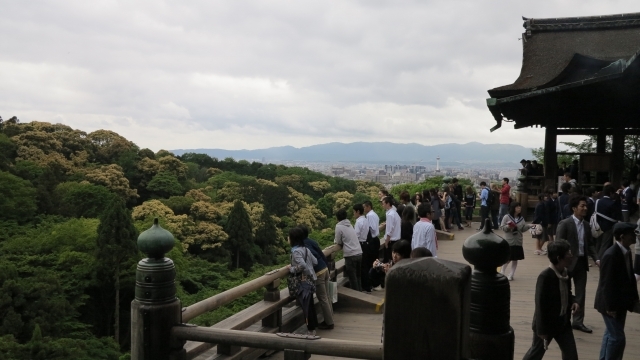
[224,200,257,269]
[531,147,576,167]
[84,164,138,201]
[0,133,17,170]
[54,182,115,218]
[146,171,183,198]
[0,170,37,223]
[254,210,280,265]
[95,197,138,346]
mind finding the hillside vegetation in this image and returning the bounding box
[0,116,387,359]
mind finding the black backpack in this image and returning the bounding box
[485,189,494,207]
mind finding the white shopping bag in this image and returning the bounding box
[328,281,338,303]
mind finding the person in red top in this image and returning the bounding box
[498,178,511,226]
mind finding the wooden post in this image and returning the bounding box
[262,280,282,329]
[597,129,607,153]
[596,129,608,186]
[327,253,336,282]
[383,258,471,359]
[284,349,310,360]
[611,127,625,187]
[543,126,557,191]
[131,219,185,360]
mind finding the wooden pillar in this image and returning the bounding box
[543,126,558,191]
[383,258,471,359]
[596,129,607,153]
[611,128,625,187]
[262,279,282,329]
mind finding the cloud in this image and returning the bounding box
[1,0,636,151]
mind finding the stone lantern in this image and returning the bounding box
[462,219,514,360]
[131,218,185,360]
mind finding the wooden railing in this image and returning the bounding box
[182,244,342,322]
[178,243,380,359]
[173,326,383,360]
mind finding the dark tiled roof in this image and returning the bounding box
[489,12,640,98]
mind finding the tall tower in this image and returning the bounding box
[436,156,441,173]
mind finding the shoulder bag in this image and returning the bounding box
[287,248,316,297]
[590,199,617,238]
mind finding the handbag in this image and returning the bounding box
[287,248,316,297]
[590,199,617,238]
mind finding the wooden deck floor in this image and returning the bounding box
[267,224,640,360]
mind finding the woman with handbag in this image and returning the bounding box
[286,227,319,337]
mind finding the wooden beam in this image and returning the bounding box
[611,128,625,186]
[172,326,383,360]
[543,126,557,191]
[553,128,640,135]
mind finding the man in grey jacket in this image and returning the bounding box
[334,208,363,292]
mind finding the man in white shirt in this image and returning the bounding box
[382,196,401,262]
[364,201,380,238]
[411,203,438,257]
[362,201,381,292]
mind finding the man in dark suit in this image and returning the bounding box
[556,195,598,333]
[594,222,639,360]
[595,184,622,258]
[523,239,579,360]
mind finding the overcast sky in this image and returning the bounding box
[1,1,637,151]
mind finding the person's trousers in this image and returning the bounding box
[314,270,334,325]
[451,207,462,228]
[304,294,318,331]
[600,311,627,360]
[465,207,474,220]
[344,255,362,292]
[444,209,451,229]
[598,230,614,259]
[498,203,509,226]
[369,268,385,288]
[479,206,489,229]
[360,237,380,292]
[491,209,499,229]
[383,240,397,263]
[568,256,588,327]
[622,211,630,223]
[522,323,578,360]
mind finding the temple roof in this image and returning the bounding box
[489,12,640,98]
[486,12,640,131]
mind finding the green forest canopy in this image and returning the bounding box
[0,117,395,359]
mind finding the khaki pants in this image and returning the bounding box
[315,270,334,325]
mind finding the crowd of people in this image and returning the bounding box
[493,163,640,360]
[286,190,439,337]
[287,172,640,359]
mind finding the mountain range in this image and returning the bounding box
[171,142,533,164]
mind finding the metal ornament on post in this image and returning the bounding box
[462,218,514,360]
[131,218,185,360]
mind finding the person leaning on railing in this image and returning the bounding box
[286,227,319,336]
[299,225,335,330]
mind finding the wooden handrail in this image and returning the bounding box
[182,244,343,322]
[173,326,383,360]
